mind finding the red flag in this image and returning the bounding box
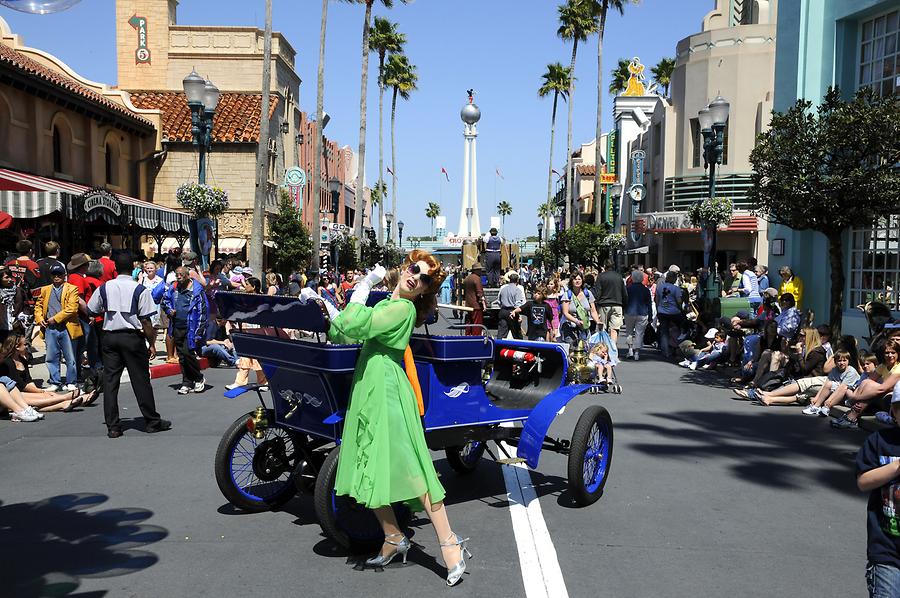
[441,167,449,181]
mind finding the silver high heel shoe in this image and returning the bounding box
[441,532,473,587]
[364,533,410,568]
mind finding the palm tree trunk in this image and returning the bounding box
[354,1,373,254]
[312,0,328,274]
[546,92,559,241]
[593,4,609,226]
[250,0,273,274]
[377,54,385,245]
[565,38,578,229]
[390,86,398,245]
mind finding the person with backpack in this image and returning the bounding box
[560,271,601,346]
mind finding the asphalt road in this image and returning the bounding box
[0,341,870,598]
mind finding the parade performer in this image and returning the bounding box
[325,250,472,586]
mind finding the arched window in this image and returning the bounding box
[103,133,122,187]
[53,125,63,173]
[105,142,115,185]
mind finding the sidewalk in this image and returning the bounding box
[28,332,208,385]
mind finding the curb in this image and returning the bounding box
[149,358,210,380]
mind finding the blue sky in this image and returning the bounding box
[2,0,710,237]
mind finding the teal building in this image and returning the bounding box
[769,0,900,338]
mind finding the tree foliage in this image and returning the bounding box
[748,86,900,332]
[651,57,675,96]
[269,191,313,276]
[609,58,630,95]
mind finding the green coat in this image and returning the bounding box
[328,299,445,510]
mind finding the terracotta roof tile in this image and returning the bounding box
[577,164,596,176]
[129,91,280,143]
[0,42,153,128]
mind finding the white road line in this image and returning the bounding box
[500,439,570,598]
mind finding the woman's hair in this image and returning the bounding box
[779,266,793,278]
[0,334,22,362]
[569,271,583,289]
[244,277,262,294]
[802,327,821,356]
[736,261,748,273]
[404,249,446,327]
[86,260,103,279]
[266,272,279,287]
[382,268,400,291]
[883,338,900,359]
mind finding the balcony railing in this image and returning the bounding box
[664,174,756,212]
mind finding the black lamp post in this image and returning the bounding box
[328,178,341,273]
[537,221,544,251]
[698,95,730,298]
[385,212,393,245]
[554,209,562,270]
[398,220,404,249]
[183,69,219,266]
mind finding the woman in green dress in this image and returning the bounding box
[327,249,472,586]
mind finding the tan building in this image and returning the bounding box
[0,16,189,257]
[620,0,777,270]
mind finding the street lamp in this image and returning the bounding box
[183,69,219,266]
[398,220,404,249]
[328,178,341,273]
[311,113,331,277]
[537,221,544,251]
[554,209,563,270]
[699,95,730,299]
[385,212,394,244]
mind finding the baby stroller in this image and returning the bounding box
[586,329,623,394]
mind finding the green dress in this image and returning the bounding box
[328,298,446,510]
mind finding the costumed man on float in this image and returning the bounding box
[300,250,472,586]
[483,227,503,287]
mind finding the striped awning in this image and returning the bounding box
[0,168,190,233]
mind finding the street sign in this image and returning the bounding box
[599,173,617,184]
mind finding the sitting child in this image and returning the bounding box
[803,349,861,416]
[201,317,237,367]
[229,266,245,287]
[589,343,614,383]
[510,287,550,341]
[680,330,727,370]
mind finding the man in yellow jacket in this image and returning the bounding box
[34,263,83,392]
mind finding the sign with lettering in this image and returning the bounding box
[128,15,151,64]
[639,211,695,232]
[605,131,618,225]
[282,167,307,211]
[83,190,122,217]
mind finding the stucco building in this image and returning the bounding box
[618,0,777,270]
[767,0,900,338]
[0,15,188,257]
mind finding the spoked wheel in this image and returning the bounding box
[567,405,613,506]
[314,447,411,554]
[215,410,303,512]
[446,440,486,474]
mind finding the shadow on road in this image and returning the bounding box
[619,410,862,497]
[0,493,167,597]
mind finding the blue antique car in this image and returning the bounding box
[213,292,613,552]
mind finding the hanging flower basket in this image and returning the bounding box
[175,183,229,218]
[687,197,733,228]
[601,233,626,248]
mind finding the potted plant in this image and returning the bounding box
[687,197,733,228]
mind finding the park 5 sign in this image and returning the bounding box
[128,15,151,64]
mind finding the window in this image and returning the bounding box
[105,142,118,186]
[849,216,900,310]
[52,125,63,173]
[859,10,900,97]
[653,123,661,156]
[690,118,701,168]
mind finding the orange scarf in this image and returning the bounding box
[403,346,425,416]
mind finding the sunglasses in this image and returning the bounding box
[407,263,433,287]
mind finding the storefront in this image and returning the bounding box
[0,167,189,258]
[629,211,765,271]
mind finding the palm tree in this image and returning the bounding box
[311,0,330,274]
[425,201,441,238]
[557,0,599,229]
[651,56,675,97]
[591,0,632,226]
[609,58,630,95]
[369,17,406,245]
[383,53,418,244]
[538,62,572,242]
[369,180,387,240]
[497,200,512,234]
[537,201,555,240]
[347,0,406,253]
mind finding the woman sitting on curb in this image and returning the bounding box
[0,334,94,412]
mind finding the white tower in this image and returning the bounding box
[458,90,481,238]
